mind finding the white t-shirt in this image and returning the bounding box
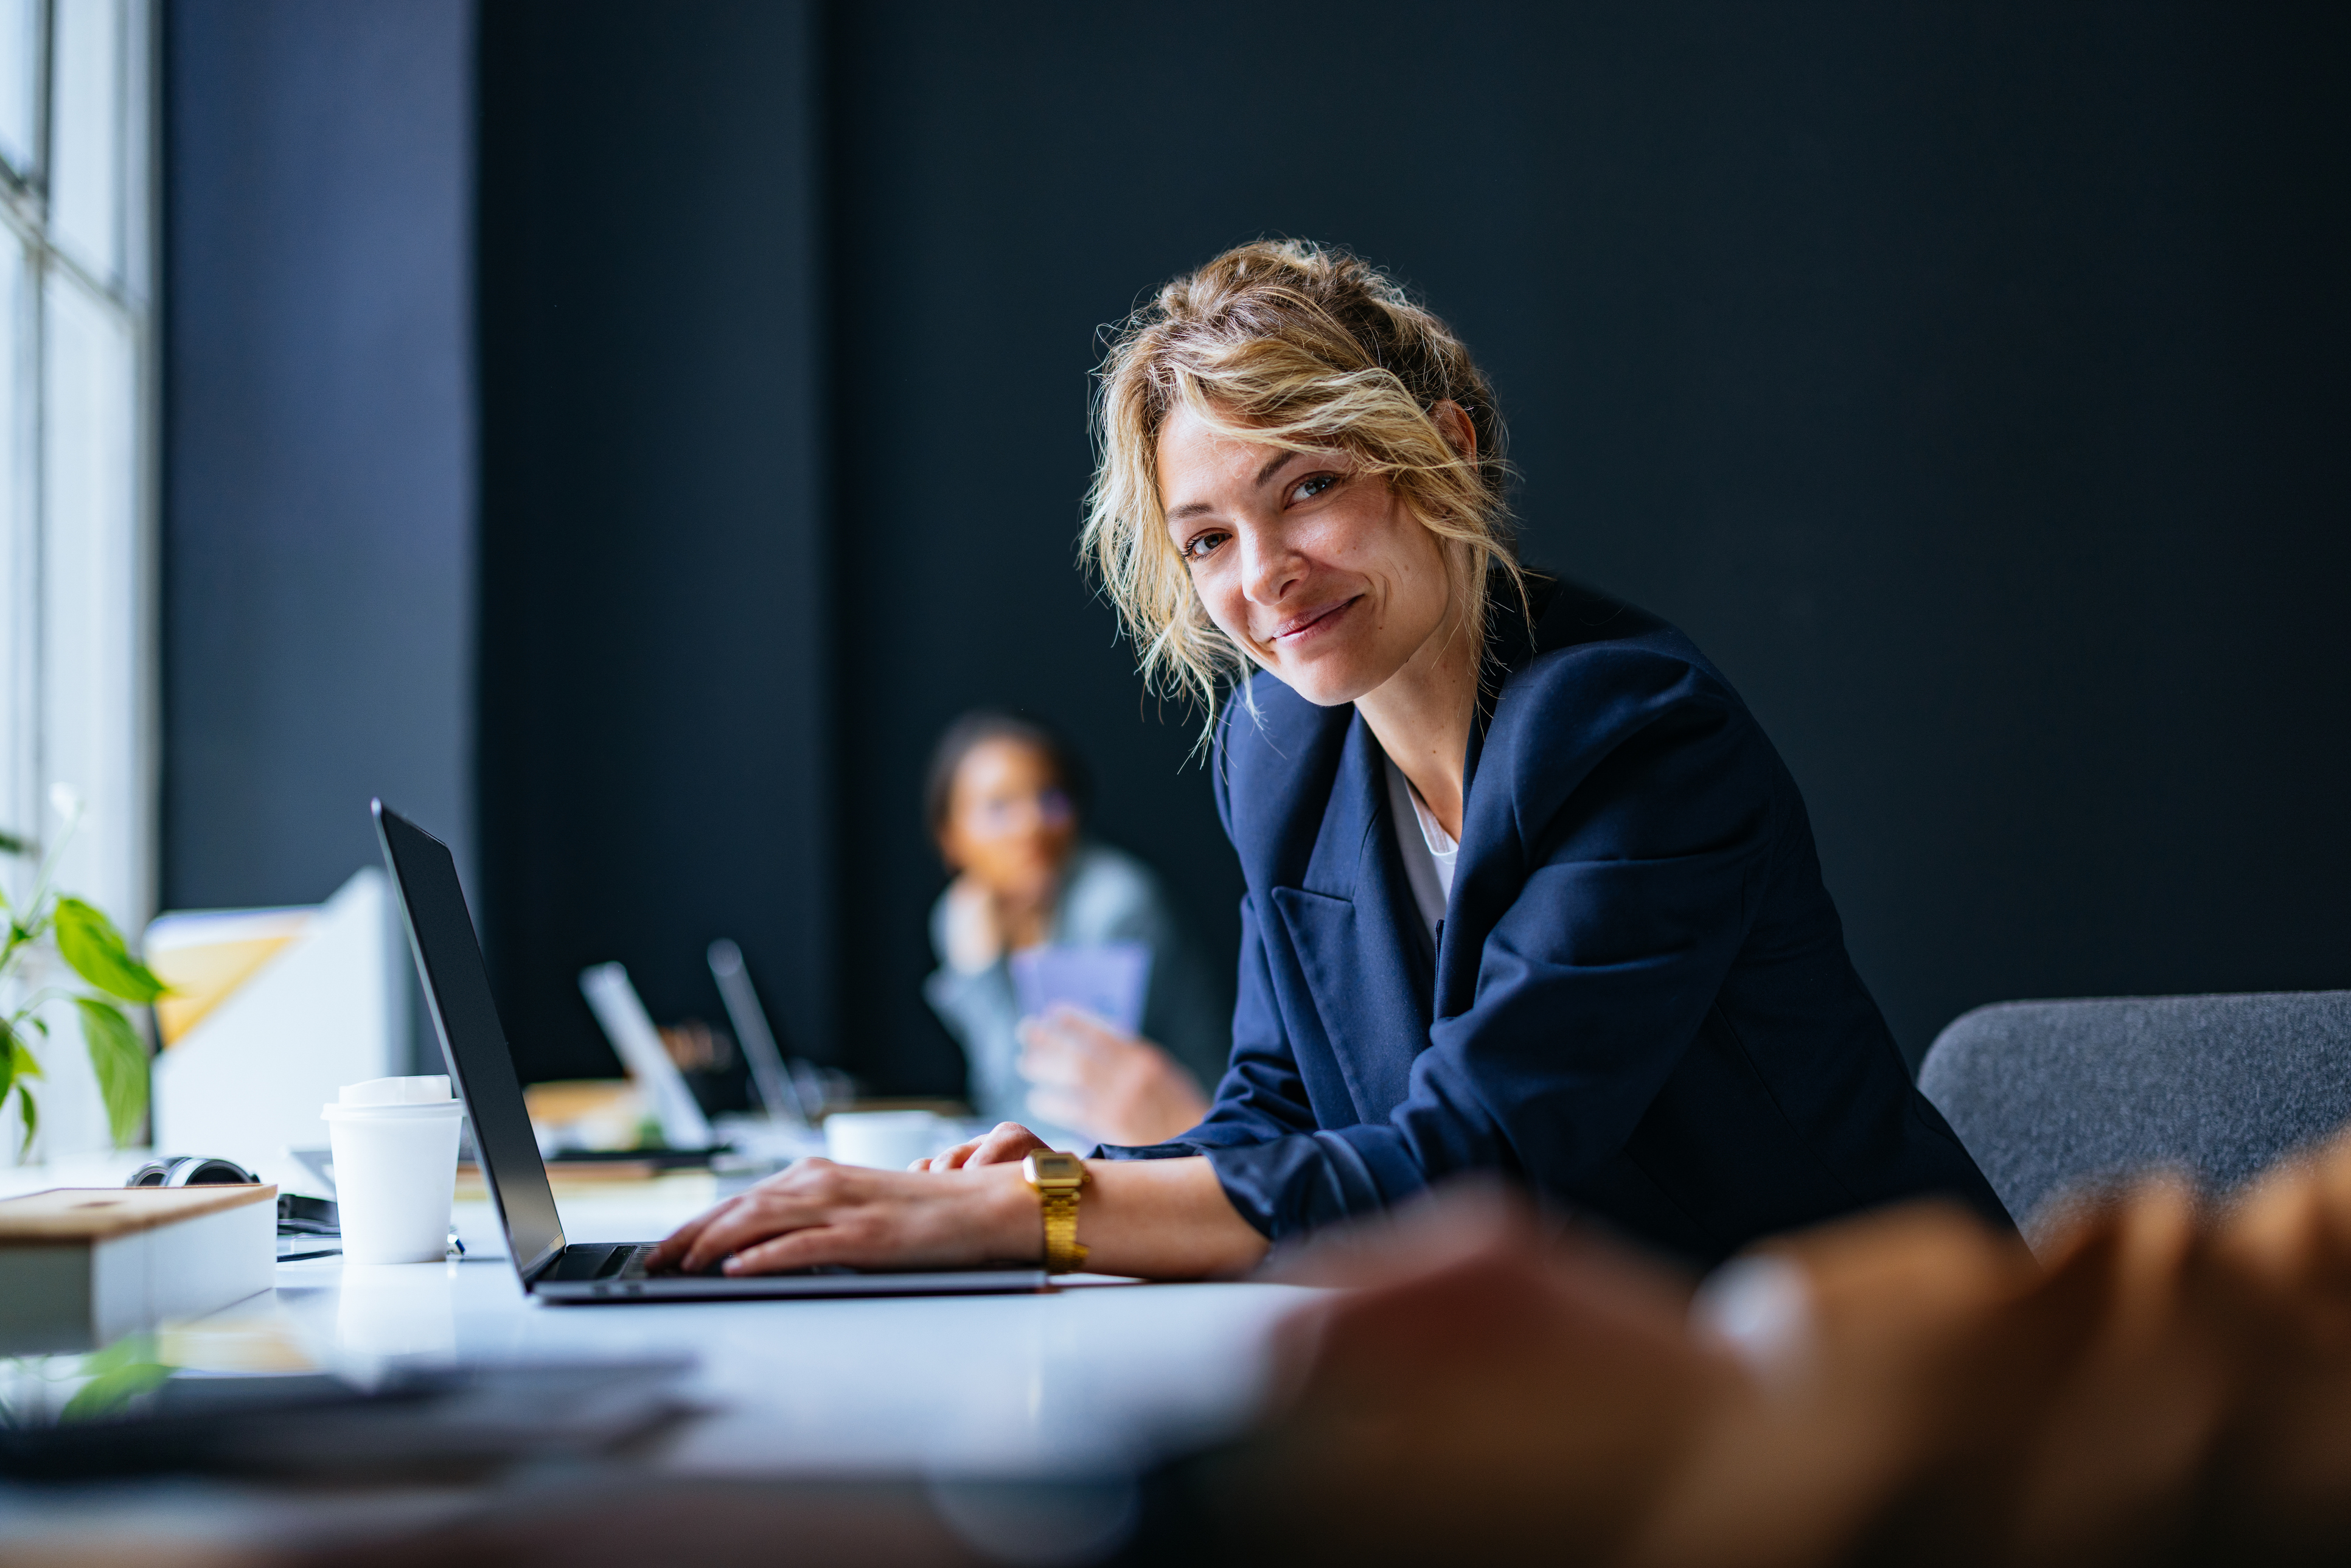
[1384,756,1457,939]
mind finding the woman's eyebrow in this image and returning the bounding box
[1166,451,1309,524]
[1252,450,1302,489]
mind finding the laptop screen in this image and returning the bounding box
[373,801,566,1281]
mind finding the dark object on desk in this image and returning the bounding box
[373,798,1049,1301]
[1919,989,2351,1239]
[276,1191,340,1233]
[128,1155,342,1235]
[274,1191,347,1260]
[123,1164,396,1261]
[0,1357,694,1482]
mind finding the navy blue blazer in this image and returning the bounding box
[1103,577,2009,1266]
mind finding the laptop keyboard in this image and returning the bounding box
[552,1242,857,1283]
[546,1242,654,1282]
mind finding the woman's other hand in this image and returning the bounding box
[1017,1005,1211,1146]
[646,1157,1035,1277]
[916,1121,1053,1172]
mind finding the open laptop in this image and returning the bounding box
[577,960,720,1152]
[372,800,1048,1302]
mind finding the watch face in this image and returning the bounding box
[1028,1151,1084,1185]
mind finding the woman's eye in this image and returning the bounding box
[1180,532,1225,562]
[1290,474,1338,504]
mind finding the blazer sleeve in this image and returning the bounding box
[1092,705,1323,1190]
[1093,890,1320,1180]
[1160,650,1778,1240]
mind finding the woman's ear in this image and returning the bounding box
[1430,399,1478,462]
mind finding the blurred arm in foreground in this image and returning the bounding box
[1168,1126,2351,1568]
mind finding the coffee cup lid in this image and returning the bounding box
[338,1075,451,1106]
[322,1074,462,1120]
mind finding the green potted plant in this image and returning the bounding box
[0,787,167,1154]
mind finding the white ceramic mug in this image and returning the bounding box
[321,1075,464,1263]
[824,1110,952,1170]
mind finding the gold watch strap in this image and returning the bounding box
[1039,1187,1088,1274]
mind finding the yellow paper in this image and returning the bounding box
[150,934,301,1044]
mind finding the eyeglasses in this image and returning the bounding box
[970,787,1074,836]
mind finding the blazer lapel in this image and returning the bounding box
[1435,573,1572,1020]
[1270,716,1432,1124]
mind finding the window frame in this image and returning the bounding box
[0,0,159,1160]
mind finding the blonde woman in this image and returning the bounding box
[653,242,2008,1281]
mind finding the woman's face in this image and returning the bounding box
[1158,405,1455,708]
[937,738,1076,900]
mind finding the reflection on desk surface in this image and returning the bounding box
[0,1162,1312,1566]
[2,1163,1311,1476]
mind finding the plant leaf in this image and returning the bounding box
[77,1332,159,1379]
[0,1017,39,1154]
[0,828,31,856]
[74,998,148,1148]
[52,898,168,1003]
[61,1359,172,1422]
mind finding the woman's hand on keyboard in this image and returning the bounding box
[646,1156,1040,1277]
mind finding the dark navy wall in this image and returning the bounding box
[824,1,2351,1084]
[459,2,2349,1093]
[475,1,831,1086]
[164,0,475,911]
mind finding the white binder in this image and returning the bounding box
[147,867,408,1191]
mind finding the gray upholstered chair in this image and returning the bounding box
[1917,991,2351,1238]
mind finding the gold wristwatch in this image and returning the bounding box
[1022,1150,1090,1274]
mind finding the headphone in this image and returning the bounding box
[127,1154,260,1186]
[126,1155,340,1233]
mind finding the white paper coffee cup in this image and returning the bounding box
[824,1110,951,1170]
[322,1076,464,1263]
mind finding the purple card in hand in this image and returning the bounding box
[1009,943,1152,1034]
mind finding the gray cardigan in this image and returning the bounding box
[923,841,1229,1141]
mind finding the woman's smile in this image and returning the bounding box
[1267,595,1360,647]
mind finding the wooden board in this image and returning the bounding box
[0,1185,276,1244]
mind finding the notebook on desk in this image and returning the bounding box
[372,800,1048,1303]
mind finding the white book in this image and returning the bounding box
[0,1185,277,1354]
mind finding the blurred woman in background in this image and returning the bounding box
[921,711,1227,1148]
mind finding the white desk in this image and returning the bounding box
[301,1186,1306,1477]
[0,1165,1315,1563]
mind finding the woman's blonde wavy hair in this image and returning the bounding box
[1082,240,1522,741]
